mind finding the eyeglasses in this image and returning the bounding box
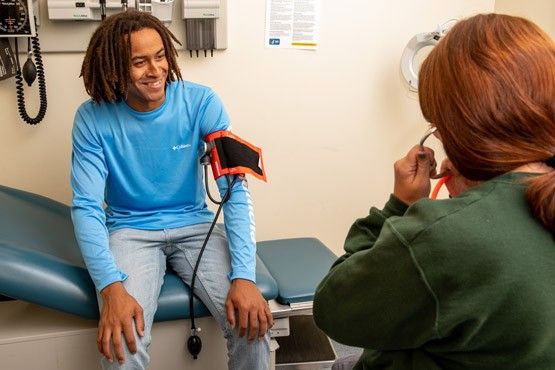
[419,126,437,150]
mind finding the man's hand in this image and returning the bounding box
[393,145,437,205]
[225,279,273,341]
[98,282,144,364]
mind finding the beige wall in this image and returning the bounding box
[0,1,495,256]
[495,0,555,37]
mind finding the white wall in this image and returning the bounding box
[0,1,495,256]
[495,0,554,37]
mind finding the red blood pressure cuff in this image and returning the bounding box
[204,131,267,182]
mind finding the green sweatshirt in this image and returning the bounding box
[314,172,555,370]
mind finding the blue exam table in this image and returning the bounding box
[0,184,337,328]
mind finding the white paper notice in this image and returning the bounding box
[265,0,320,50]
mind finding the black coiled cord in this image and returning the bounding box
[15,36,47,125]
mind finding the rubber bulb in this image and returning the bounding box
[187,334,202,359]
[22,57,37,86]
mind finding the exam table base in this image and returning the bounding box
[0,301,234,370]
[275,315,336,369]
[0,301,336,370]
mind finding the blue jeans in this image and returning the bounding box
[98,223,270,370]
[332,354,360,370]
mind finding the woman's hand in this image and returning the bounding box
[393,145,437,205]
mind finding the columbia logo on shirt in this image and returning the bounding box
[172,144,191,151]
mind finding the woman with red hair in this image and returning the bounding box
[314,14,555,370]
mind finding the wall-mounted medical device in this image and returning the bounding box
[47,0,174,23]
[400,20,456,91]
[47,1,136,21]
[0,0,36,37]
[0,0,47,126]
[182,0,227,57]
[138,0,174,22]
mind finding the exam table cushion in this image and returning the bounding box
[0,185,278,321]
[256,238,337,305]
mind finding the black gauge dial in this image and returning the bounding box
[0,0,30,35]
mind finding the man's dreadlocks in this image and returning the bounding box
[81,10,182,103]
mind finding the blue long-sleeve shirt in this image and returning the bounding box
[71,81,257,292]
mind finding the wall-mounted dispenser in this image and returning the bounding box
[47,0,137,21]
[182,0,227,57]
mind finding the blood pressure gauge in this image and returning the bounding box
[0,0,34,36]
